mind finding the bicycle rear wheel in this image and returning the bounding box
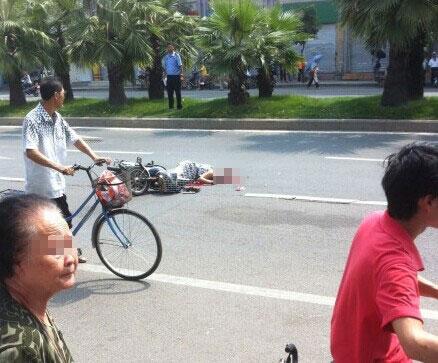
[93,209,162,280]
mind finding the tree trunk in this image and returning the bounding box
[228,71,248,105]
[406,33,426,101]
[381,46,409,107]
[257,69,274,98]
[148,37,164,100]
[8,72,26,106]
[107,63,127,105]
[57,71,74,101]
[83,0,92,14]
[54,26,74,101]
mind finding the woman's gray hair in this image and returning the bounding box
[0,193,61,282]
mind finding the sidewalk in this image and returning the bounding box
[1,116,437,133]
[70,80,377,91]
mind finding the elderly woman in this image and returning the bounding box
[0,193,76,362]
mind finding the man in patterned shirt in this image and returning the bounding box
[0,194,76,362]
[22,78,111,263]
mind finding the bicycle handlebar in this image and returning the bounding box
[72,160,106,172]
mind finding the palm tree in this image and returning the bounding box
[0,0,51,106]
[197,0,260,105]
[296,6,318,56]
[336,0,437,106]
[252,6,304,98]
[68,0,154,104]
[144,0,197,100]
[29,0,83,101]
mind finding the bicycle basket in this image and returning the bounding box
[95,170,132,209]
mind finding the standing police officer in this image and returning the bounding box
[162,44,183,110]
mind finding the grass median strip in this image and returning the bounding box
[0,95,437,119]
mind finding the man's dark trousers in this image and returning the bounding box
[166,75,182,109]
[431,68,438,86]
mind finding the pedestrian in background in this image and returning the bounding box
[0,194,76,362]
[428,51,438,87]
[306,63,319,88]
[297,60,305,83]
[162,44,183,109]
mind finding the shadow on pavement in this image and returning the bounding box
[240,133,438,155]
[50,278,150,306]
[151,130,215,138]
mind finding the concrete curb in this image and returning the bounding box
[1,117,438,133]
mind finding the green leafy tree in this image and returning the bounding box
[68,0,154,104]
[336,0,438,106]
[296,6,318,55]
[29,0,84,101]
[253,6,304,97]
[196,0,260,105]
[0,0,51,106]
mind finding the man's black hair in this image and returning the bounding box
[40,77,63,101]
[0,194,58,282]
[382,142,438,220]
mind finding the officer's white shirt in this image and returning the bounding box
[22,103,79,198]
[429,58,438,68]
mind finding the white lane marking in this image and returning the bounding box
[0,177,24,182]
[354,200,388,206]
[67,149,153,155]
[79,263,335,306]
[79,264,438,320]
[325,156,384,162]
[80,136,103,141]
[0,133,101,141]
[0,156,11,160]
[3,125,438,136]
[245,193,387,206]
[65,127,438,136]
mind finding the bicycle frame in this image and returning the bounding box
[66,190,100,237]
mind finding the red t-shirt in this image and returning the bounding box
[331,211,424,363]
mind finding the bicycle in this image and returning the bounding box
[68,162,162,280]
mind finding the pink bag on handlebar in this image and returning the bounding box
[95,170,132,208]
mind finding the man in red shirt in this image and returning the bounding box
[331,143,438,362]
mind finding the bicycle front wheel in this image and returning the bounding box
[93,209,162,280]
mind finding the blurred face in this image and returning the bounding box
[15,208,78,296]
[167,44,174,54]
[54,87,65,109]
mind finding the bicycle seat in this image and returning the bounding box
[107,165,123,173]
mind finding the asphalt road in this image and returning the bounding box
[2,127,438,362]
[4,84,438,101]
